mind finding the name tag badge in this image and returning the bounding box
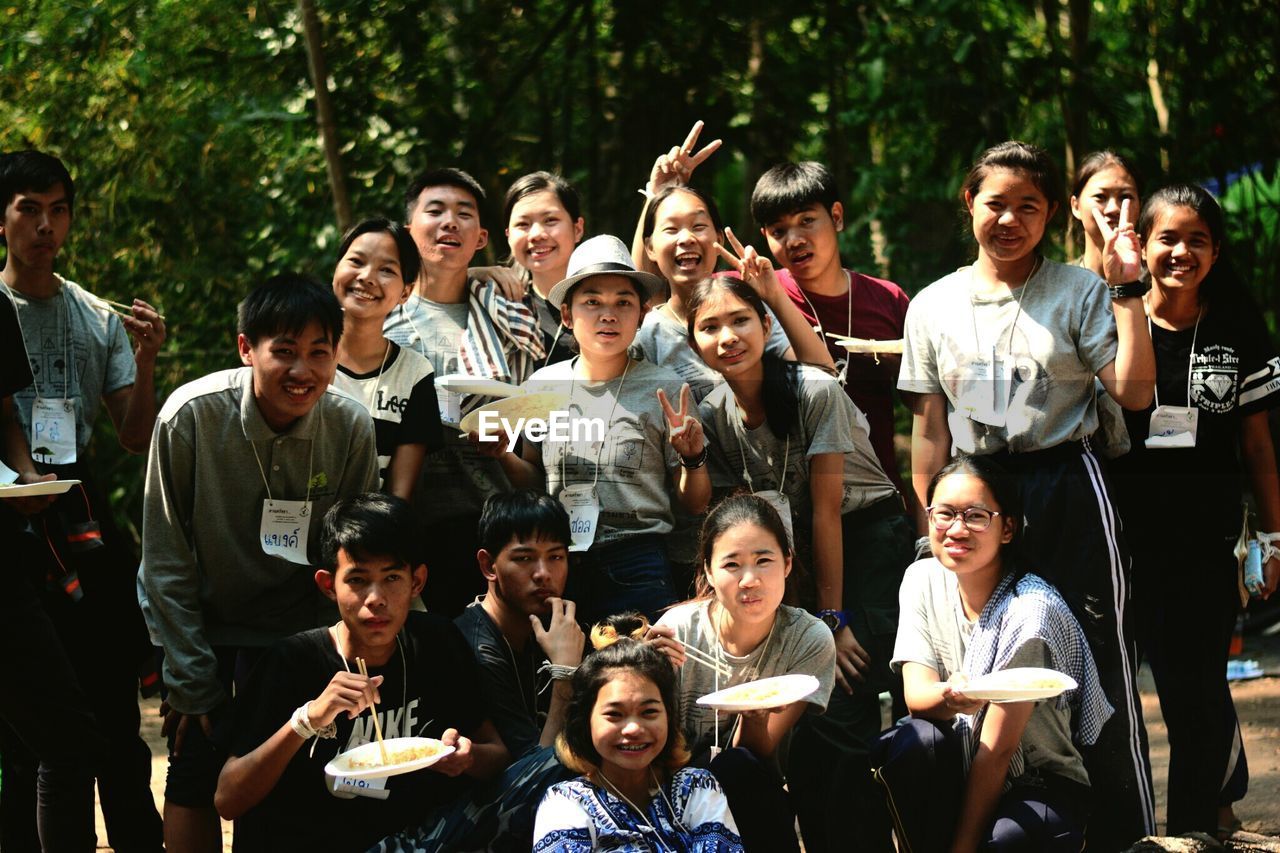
[437,388,463,428]
[1144,405,1198,449]
[559,484,600,552]
[328,773,389,800]
[957,351,1011,428]
[259,499,313,564]
[31,397,78,464]
[754,490,795,548]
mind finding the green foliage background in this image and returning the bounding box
[2,0,1277,540]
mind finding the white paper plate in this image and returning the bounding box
[458,391,572,436]
[835,338,904,354]
[434,374,524,398]
[958,667,1077,703]
[325,736,453,780]
[696,674,821,713]
[0,479,81,498]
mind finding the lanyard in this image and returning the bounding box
[795,270,853,340]
[248,408,318,503]
[4,278,72,399]
[561,357,629,490]
[708,600,777,755]
[968,256,1042,357]
[1147,307,1203,409]
[369,340,393,412]
[728,393,789,494]
[333,627,409,729]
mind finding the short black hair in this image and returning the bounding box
[926,454,1025,573]
[335,218,422,287]
[750,161,840,227]
[404,167,487,223]
[237,272,345,347]
[321,492,422,570]
[0,151,76,242]
[477,489,572,556]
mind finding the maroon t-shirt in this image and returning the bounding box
[777,268,910,489]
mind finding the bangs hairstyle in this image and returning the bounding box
[336,218,422,288]
[694,493,794,600]
[555,613,690,780]
[477,489,572,556]
[926,455,1025,573]
[237,272,344,346]
[0,150,75,216]
[404,167,487,222]
[685,276,802,440]
[750,161,840,227]
[503,171,583,226]
[320,492,422,570]
[960,141,1064,221]
[642,186,725,241]
[1137,183,1244,306]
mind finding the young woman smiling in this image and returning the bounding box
[685,269,912,850]
[898,141,1156,848]
[648,495,836,852]
[876,456,1109,853]
[1110,184,1280,837]
[532,613,743,853]
[330,219,442,500]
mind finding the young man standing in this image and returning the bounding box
[216,493,508,852]
[384,167,545,616]
[0,149,164,851]
[138,274,379,853]
[455,490,583,759]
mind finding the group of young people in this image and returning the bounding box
[0,124,1276,853]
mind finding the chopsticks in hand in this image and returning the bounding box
[671,636,732,679]
[355,657,388,765]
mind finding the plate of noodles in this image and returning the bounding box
[957,667,1077,703]
[0,479,80,498]
[696,674,821,713]
[458,391,572,437]
[434,374,524,399]
[325,737,453,780]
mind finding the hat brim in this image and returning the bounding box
[547,263,665,309]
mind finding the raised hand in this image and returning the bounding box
[643,622,686,669]
[714,226,781,303]
[647,121,723,196]
[122,299,166,364]
[657,383,705,460]
[531,597,585,667]
[1092,198,1142,285]
[308,671,384,728]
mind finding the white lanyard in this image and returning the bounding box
[248,418,317,503]
[728,393,789,494]
[796,272,853,385]
[560,357,630,490]
[595,769,684,853]
[708,601,776,756]
[968,256,1041,358]
[1148,307,1203,409]
[369,340,393,412]
[3,279,72,400]
[333,627,409,726]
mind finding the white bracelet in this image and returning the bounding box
[289,703,336,740]
[1259,532,1280,564]
[539,663,578,681]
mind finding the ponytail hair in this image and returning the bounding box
[1137,182,1249,308]
[555,612,690,780]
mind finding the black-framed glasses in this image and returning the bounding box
[925,505,1001,532]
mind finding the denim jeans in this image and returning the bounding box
[570,534,677,627]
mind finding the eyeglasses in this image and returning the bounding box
[925,505,1001,532]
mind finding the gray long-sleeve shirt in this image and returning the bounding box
[138,367,378,714]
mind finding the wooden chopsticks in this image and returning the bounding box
[671,636,732,679]
[355,657,388,765]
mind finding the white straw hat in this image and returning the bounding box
[546,235,664,308]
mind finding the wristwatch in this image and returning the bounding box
[1108,280,1150,301]
[816,609,849,632]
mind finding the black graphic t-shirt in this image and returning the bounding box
[228,611,485,852]
[1113,296,1280,546]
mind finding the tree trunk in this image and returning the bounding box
[298,0,351,232]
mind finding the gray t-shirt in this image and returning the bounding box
[898,260,1118,454]
[656,600,836,775]
[5,277,135,456]
[891,559,1088,787]
[524,358,685,545]
[633,303,791,404]
[699,364,898,520]
[385,294,510,520]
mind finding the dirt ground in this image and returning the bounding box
[93,628,1280,851]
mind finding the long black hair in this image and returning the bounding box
[693,493,795,601]
[1137,183,1250,308]
[684,275,801,441]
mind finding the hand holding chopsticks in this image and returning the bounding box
[89,293,168,359]
[644,623,732,679]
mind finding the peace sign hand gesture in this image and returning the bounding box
[715,226,781,303]
[647,121,723,196]
[1093,198,1142,285]
[656,383,705,460]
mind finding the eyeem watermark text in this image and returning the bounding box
[477,411,607,452]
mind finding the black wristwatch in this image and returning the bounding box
[816,609,849,632]
[1108,280,1150,301]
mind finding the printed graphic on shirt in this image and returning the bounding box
[1190,344,1241,414]
[1241,356,1280,408]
